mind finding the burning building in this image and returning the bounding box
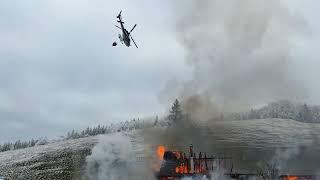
[153,145,320,180]
[154,144,232,179]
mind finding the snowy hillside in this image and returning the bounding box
[230,100,320,123]
[0,119,320,179]
[0,136,98,180]
[203,119,320,174]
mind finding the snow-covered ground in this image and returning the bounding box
[202,119,320,175]
[0,136,98,180]
[0,119,320,179]
[209,118,320,148]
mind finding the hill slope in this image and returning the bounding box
[0,137,98,180]
[0,119,320,179]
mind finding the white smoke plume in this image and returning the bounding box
[267,141,320,175]
[272,145,301,173]
[85,133,155,180]
[181,168,229,180]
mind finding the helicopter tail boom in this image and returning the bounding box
[117,10,122,19]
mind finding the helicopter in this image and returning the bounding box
[113,10,138,48]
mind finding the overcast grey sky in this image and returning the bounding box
[0,0,319,143]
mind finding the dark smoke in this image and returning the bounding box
[147,0,320,176]
[86,1,319,178]
[160,0,308,118]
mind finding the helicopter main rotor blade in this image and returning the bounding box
[115,25,121,30]
[129,24,137,34]
[130,35,138,48]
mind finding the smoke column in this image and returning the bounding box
[148,0,320,176]
[160,0,309,120]
[85,133,155,180]
[85,1,318,178]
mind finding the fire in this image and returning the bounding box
[175,163,188,174]
[157,145,165,160]
[285,176,298,180]
[155,144,218,177]
[175,167,179,173]
[172,151,181,159]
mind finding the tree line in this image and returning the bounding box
[0,138,48,152]
[3,99,316,153]
[0,99,181,153]
[65,118,153,140]
[228,100,320,123]
[0,117,159,153]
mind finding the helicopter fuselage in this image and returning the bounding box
[118,20,131,47]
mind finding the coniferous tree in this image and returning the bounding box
[154,115,159,126]
[168,99,183,124]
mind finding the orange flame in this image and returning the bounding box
[157,145,165,160]
[286,176,298,180]
[175,167,179,173]
[175,163,189,174]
